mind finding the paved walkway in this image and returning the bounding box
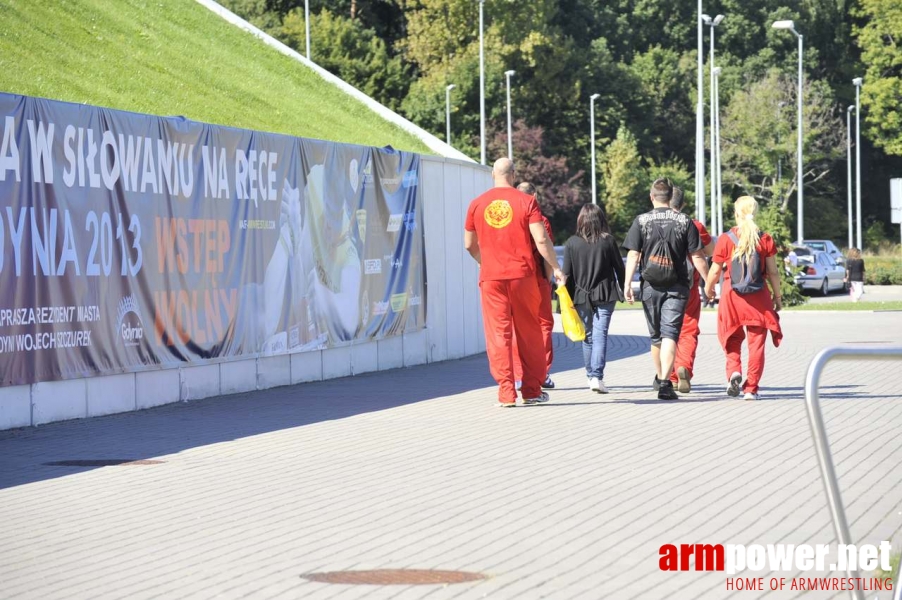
[807,285,902,304]
[1,310,901,600]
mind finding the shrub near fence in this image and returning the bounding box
[864,256,902,285]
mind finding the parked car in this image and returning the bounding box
[795,250,847,295]
[622,257,642,296]
[554,245,565,270]
[801,239,845,265]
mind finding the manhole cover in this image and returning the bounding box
[43,459,164,467]
[302,570,485,585]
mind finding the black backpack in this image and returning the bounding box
[726,231,765,294]
[641,221,679,290]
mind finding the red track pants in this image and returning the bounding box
[725,325,767,394]
[512,278,554,382]
[671,287,701,382]
[479,276,546,403]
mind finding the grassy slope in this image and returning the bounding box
[0,0,430,153]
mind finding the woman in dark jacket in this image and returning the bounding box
[563,204,626,393]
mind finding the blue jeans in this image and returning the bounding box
[577,301,616,379]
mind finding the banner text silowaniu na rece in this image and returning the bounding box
[0,93,425,385]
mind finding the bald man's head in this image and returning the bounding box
[492,157,514,187]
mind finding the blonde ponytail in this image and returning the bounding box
[732,196,761,265]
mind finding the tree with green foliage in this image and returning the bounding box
[853,0,902,156]
[487,120,585,228]
[278,8,409,112]
[719,71,843,231]
[628,47,695,166]
[643,157,696,215]
[755,202,807,306]
[220,0,899,246]
[601,125,646,237]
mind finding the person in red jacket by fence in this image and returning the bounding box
[512,182,556,390]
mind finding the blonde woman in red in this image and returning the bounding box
[704,197,783,400]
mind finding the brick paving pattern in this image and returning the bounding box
[1,309,901,599]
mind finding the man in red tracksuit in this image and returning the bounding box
[464,158,564,407]
[669,187,714,393]
[512,182,555,389]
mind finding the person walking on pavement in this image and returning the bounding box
[668,187,713,392]
[623,178,708,400]
[562,203,626,393]
[844,247,865,302]
[464,158,565,407]
[704,196,783,401]
[512,182,556,390]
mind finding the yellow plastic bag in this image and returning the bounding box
[556,285,585,342]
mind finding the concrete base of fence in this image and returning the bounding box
[0,331,462,430]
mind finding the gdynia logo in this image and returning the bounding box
[116,296,145,346]
[659,542,894,592]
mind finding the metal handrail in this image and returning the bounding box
[804,345,902,600]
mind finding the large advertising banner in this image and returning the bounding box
[0,93,425,386]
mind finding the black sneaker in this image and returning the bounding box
[657,380,679,400]
[522,392,550,405]
[676,366,691,393]
[542,376,555,389]
[726,372,742,397]
[652,376,661,391]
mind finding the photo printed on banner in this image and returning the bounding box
[0,93,425,385]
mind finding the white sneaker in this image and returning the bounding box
[743,392,759,401]
[596,379,608,394]
[588,377,600,392]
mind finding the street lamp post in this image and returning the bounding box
[590,93,600,206]
[446,84,456,146]
[703,14,724,234]
[846,105,855,249]
[696,0,705,226]
[773,19,804,244]
[478,0,486,165]
[853,77,863,250]
[777,101,787,208]
[701,15,723,231]
[505,70,515,160]
[713,66,723,235]
[305,0,310,60]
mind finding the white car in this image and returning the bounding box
[795,251,847,295]
[801,239,845,265]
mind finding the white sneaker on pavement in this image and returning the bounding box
[588,377,600,392]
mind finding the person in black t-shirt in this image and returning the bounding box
[623,178,708,400]
[844,247,865,302]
